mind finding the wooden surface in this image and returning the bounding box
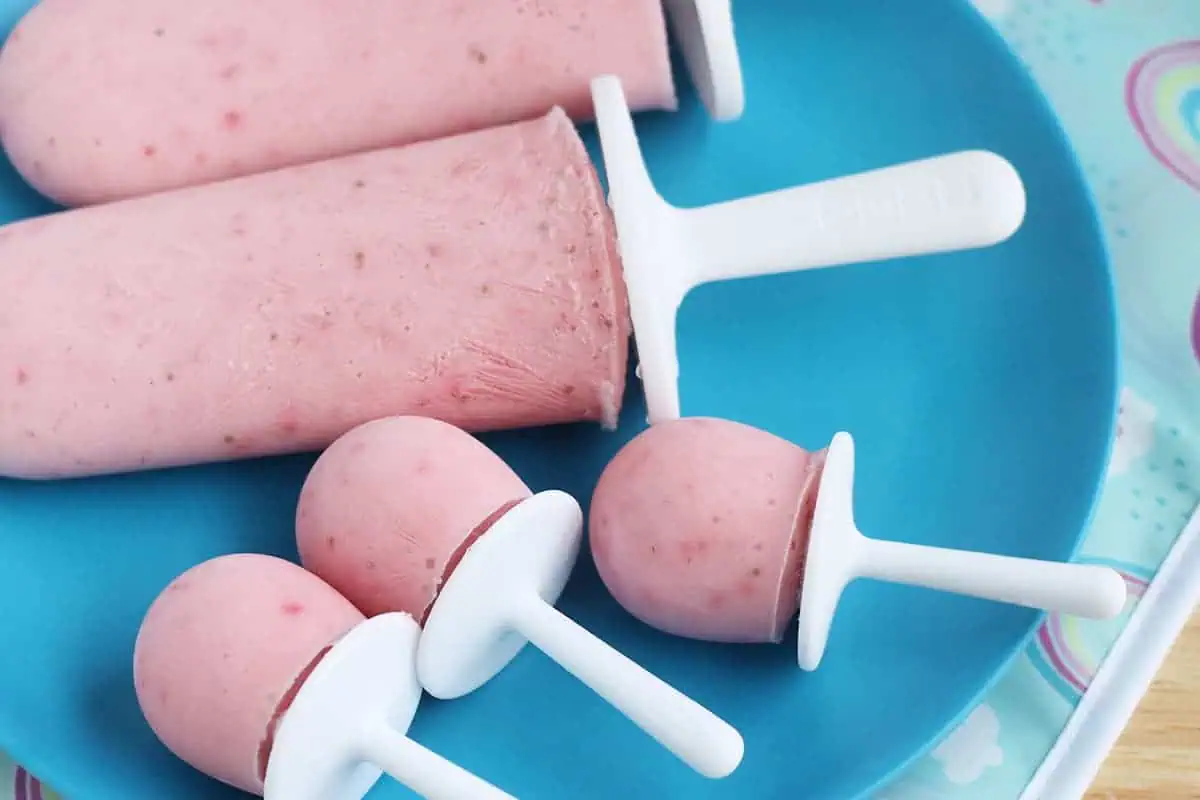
[1087,611,1200,799]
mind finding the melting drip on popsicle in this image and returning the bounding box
[133,554,515,800]
[296,415,746,780]
[589,418,1129,670]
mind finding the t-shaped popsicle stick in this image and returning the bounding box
[796,432,1130,671]
[589,74,1029,423]
[266,612,515,800]
[663,0,744,120]
[417,489,745,779]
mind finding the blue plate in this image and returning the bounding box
[0,0,1117,798]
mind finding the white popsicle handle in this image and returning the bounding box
[796,433,1126,672]
[360,722,517,800]
[682,149,1027,288]
[512,594,744,779]
[661,0,744,120]
[590,75,1028,425]
[859,538,1129,619]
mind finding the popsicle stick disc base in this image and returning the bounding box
[264,613,422,800]
[796,432,861,672]
[418,490,583,699]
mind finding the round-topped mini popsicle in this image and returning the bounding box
[296,415,745,779]
[134,554,514,800]
[589,418,1129,670]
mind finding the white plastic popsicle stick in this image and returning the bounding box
[590,74,1028,423]
[417,490,745,780]
[662,0,744,120]
[264,613,515,800]
[795,433,1130,671]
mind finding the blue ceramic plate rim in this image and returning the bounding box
[853,11,1122,794]
[0,2,1121,798]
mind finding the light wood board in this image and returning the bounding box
[1087,611,1200,799]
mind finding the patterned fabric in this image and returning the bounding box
[1,1,1198,798]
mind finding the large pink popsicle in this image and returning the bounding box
[296,416,531,621]
[589,417,825,643]
[134,554,364,795]
[0,107,630,479]
[0,0,676,206]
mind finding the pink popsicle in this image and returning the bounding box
[296,415,747,778]
[134,554,364,795]
[593,419,1131,669]
[296,416,531,621]
[589,418,825,644]
[0,108,630,479]
[0,0,676,206]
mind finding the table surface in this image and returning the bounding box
[1089,611,1200,799]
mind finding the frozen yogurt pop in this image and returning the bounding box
[0,0,742,205]
[0,107,629,479]
[297,415,745,779]
[0,72,1026,481]
[134,554,515,800]
[589,418,1129,670]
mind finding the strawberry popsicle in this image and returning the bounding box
[135,554,515,799]
[134,554,363,795]
[297,416,746,779]
[589,418,1128,667]
[590,418,821,643]
[0,0,676,206]
[0,108,630,479]
[296,416,532,622]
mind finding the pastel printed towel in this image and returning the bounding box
[1,1,1198,798]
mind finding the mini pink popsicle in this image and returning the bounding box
[0,107,629,479]
[0,0,743,206]
[134,553,515,800]
[589,418,1130,670]
[297,415,745,779]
